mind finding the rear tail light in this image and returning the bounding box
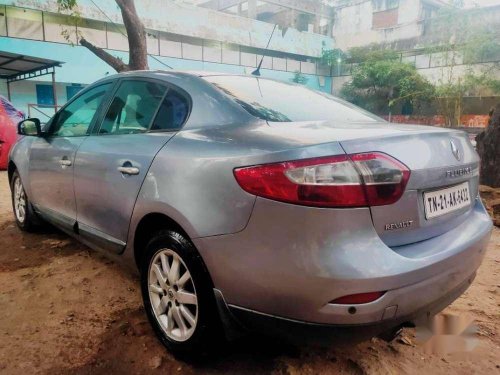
[351,153,410,206]
[234,152,410,208]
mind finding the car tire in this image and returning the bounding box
[10,170,39,232]
[140,230,223,358]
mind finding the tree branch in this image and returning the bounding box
[80,38,130,72]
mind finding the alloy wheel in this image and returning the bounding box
[148,248,198,342]
[13,177,26,224]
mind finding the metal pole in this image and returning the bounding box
[337,50,341,77]
[51,70,58,114]
[7,81,11,101]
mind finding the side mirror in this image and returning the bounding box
[18,118,42,137]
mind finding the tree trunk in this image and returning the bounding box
[115,0,149,71]
[477,103,500,188]
[78,0,148,72]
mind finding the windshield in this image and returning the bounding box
[204,75,382,123]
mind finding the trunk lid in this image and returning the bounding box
[267,120,480,246]
[339,124,479,246]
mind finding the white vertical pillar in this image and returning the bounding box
[248,0,257,19]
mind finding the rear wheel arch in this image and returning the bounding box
[133,213,205,272]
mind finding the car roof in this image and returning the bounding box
[107,69,239,78]
[110,70,266,81]
[181,70,240,77]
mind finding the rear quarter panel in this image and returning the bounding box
[124,73,349,255]
[126,121,347,249]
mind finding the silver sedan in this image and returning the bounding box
[9,71,492,355]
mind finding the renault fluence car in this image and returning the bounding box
[9,71,492,355]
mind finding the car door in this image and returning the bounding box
[28,82,114,230]
[73,78,191,253]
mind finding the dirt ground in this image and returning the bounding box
[0,171,498,375]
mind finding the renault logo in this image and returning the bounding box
[450,140,461,161]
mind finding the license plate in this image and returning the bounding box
[423,182,471,219]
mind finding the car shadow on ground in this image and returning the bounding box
[0,219,87,272]
[50,305,303,375]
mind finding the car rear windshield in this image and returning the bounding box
[204,75,382,123]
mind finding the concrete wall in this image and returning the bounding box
[0,37,332,115]
[383,114,490,128]
[418,62,500,89]
[331,74,350,95]
[1,0,333,57]
[333,60,500,91]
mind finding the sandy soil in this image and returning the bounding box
[0,171,498,374]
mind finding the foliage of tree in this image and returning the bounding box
[348,45,400,63]
[424,1,500,126]
[57,0,148,72]
[477,104,500,187]
[291,71,308,85]
[338,49,435,116]
[320,48,348,74]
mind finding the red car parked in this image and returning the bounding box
[0,96,24,170]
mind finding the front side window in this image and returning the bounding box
[204,76,381,123]
[99,80,167,135]
[50,83,111,137]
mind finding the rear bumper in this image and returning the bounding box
[224,272,475,344]
[194,196,492,327]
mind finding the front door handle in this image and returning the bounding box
[59,158,72,167]
[118,162,140,176]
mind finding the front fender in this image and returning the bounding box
[9,137,34,196]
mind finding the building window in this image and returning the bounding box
[36,84,55,107]
[373,0,399,12]
[66,85,84,101]
[386,0,399,10]
[372,0,399,29]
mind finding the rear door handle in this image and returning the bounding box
[59,158,72,167]
[118,163,140,175]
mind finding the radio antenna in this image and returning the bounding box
[252,24,277,76]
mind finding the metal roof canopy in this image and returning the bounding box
[0,51,62,82]
[0,52,63,113]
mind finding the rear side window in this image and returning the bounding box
[203,75,381,123]
[151,89,190,131]
[99,80,167,135]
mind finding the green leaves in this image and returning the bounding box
[339,52,434,114]
[57,0,78,11]
[291,71,308,85]
[320,48,347,68]
[422,3,500,125]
